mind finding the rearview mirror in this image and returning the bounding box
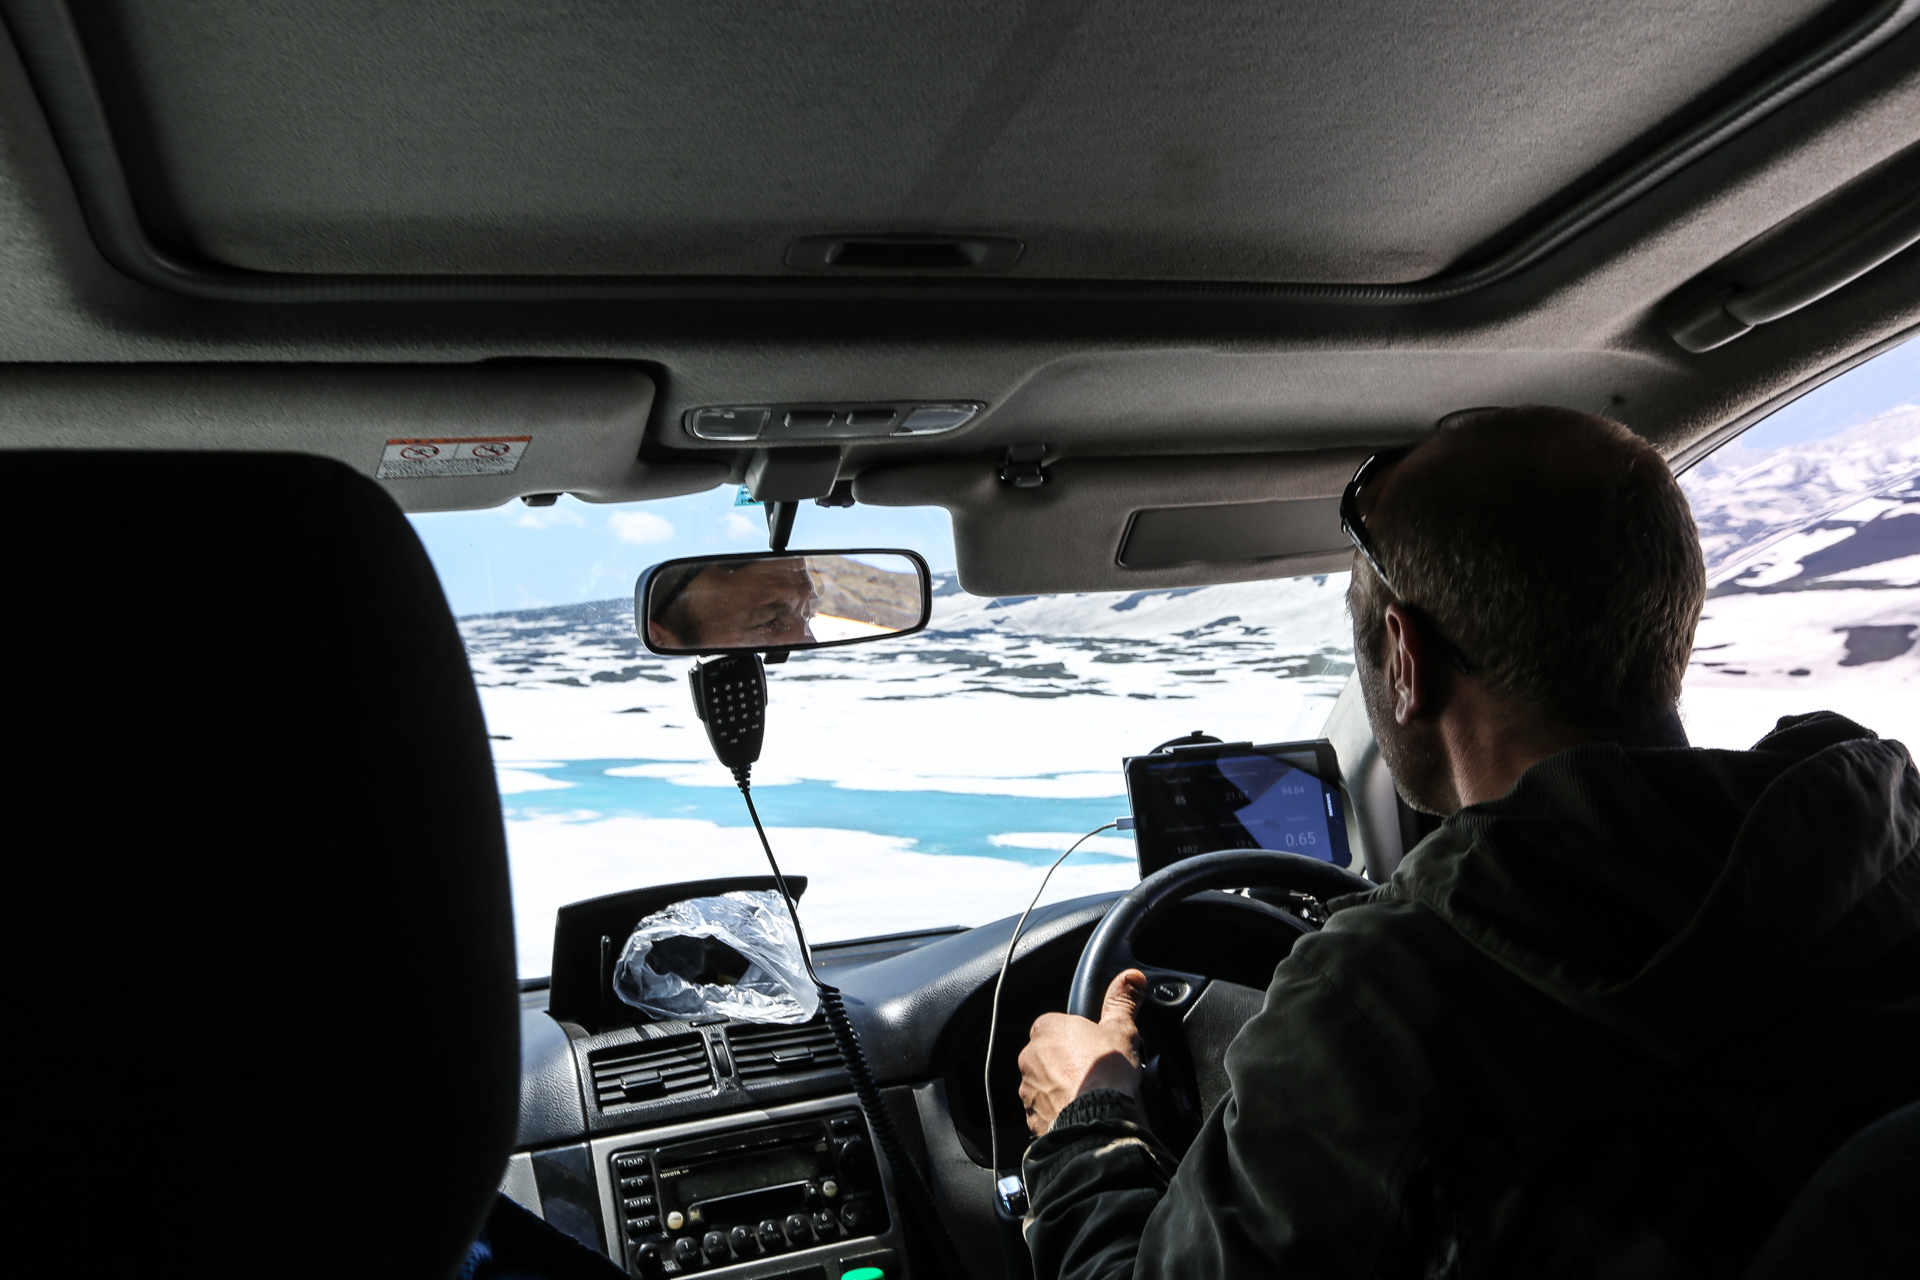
[635,550,932,655]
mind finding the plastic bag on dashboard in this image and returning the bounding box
[612,890,819,1024]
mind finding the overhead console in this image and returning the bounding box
[686,402,983,443]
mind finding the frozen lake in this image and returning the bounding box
[503,759,1132,864]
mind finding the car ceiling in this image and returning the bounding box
[1,0,1917,593]
[35,0,1866,281]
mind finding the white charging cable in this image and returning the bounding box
[983,819,1125,1192]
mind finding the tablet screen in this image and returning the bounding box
[1124,740,1351,877]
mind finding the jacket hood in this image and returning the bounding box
[1383,711,1920,1062]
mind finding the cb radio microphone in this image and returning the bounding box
[688,652,766,770]
[677,648,964,1276]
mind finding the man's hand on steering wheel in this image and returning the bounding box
[1018,969,1148,1134]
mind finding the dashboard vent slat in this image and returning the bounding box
[588,1035,714,1109]
[727,1019,843,1081]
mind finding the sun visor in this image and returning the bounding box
[856,449,1369,596]
[0,363,726,511]
[1119,497,1347,568]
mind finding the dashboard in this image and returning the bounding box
[504,883,1313,1280]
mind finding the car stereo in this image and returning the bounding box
[609,1110,891,1275]
[1124,738,1352,877]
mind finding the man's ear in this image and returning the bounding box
[1382,602,1442,726]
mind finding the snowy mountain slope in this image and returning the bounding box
[1696,484,1920,594]
[1683,403,1920,584]
[460,574,1354,711]
[1676,402,1919,744]
[929,571,1352,644]
[457,574,1355,780]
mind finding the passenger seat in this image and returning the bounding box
[11,452,518,1280]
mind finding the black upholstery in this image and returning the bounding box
[12,452,518,1279]
[1745,1101,1920,1280]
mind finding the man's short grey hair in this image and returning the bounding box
[1352,406,1705,732]
[648,563,710,644]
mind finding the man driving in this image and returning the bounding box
[647,556,820,650]
[1016,407,1919,1277]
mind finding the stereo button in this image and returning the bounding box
[785,1213,812,1244]
[813,1210,838,1237]
[837,1136,872,1174]
[665,1211,685,1231]
[758,1219,784,1251]
[729,1225,754,1255]
[821,1179,839,1198]
[703,1230,728,1262]
[672,1237,701,1270]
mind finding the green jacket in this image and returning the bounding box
[1023,712,1920,1279]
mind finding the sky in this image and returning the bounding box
[411,339,1916,619]
[1721,337,1917,452]
[411,484,956,617]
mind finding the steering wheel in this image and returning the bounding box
[1068,850,1374,1153]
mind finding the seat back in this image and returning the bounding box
[13,452,518,1279]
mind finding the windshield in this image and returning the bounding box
[412,492,1353,975]
[412,345,1917,977]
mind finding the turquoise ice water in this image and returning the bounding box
[502,759,1133,866]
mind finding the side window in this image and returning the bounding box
[1678,340,1918,749]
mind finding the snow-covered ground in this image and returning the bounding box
[1677,403,1919,750]
[470,572,1355,779]
[1682,584,1919,746]
[459,403,1918,976]
[466,574,1358,971]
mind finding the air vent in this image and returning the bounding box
[728,1019,844,1081]
[588,1035,714,1109]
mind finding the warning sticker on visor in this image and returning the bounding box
[376,436,530,479]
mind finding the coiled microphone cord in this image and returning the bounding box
[732,765,962,1278]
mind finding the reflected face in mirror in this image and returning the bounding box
[640,550,931,654]
[649,558,820,650]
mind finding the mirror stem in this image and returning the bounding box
[765,500,796,552]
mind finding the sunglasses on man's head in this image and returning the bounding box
[1339,447,1475,675]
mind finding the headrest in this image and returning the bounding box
[12,452,518,1280]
